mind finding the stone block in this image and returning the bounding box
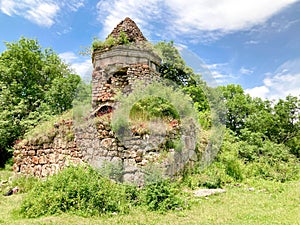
[107,151,118,157]
[32,156,39,164]
[21,150,27,156]
[100,138,114,149]
[39,156,47,164]
[41,165,50,177]
[70,151,78,157]
[135,156,142,163]
[49,154,58,164]
[28,150,36,156]
[13,150,20,156]
[37,150,44,155]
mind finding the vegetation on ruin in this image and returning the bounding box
[0,35,299,224]
[92,31,130,51]
[130,96,180,121]
[18,110,74,146]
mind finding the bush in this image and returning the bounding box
[196,162,234,188]
[20,165,130,218]
[19,165,189,217]
[130,96,180,121]
[224,158,243,181]
[142,179,185,212]
[92,32,130,51]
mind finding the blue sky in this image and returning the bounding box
[0,0,299,100]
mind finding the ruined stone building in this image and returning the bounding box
[13,18,198,185]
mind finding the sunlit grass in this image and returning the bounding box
[0,175,299,225]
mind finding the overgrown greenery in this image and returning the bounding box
[183,129,299,190]
[152,41,299,188]
[1,178,299,224]
[20,165,130,218]
[92,31,130,51]
[154,41,212,129]
[111,80,198,138]
[18,165,185,218]
[0,37,81,167]
[142,179,186,211]
[130,96,180,121]
[20,110,73,146]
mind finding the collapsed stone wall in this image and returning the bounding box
[75,114,198,186]
[13,120,83,177]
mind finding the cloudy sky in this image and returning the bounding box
[0,0,299,99]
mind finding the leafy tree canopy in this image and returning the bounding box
[0,37,81,166]
[219,84,300,157]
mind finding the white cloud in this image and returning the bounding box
[0,0,85,27]
[95,0,297,41]
[245,86,269,99]
[56,27,72,36]
[59,52,78,62]
[25,3,59,27]
[245,40,260,45]
[59,51,92,82]
[0,0,16,16]
[239,67,253,75]
[206,63,237,85]
[166,0,297,32]
[73,59,92,82]
[245,58,300,99]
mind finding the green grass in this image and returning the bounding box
[0,177,299,224]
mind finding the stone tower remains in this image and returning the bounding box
[13,18,198,185]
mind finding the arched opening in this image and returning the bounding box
[97,105,113,117]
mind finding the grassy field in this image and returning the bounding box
[0,174,299,225]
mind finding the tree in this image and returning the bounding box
[273,95,300,143]
[0,37,80,167]
[218,84,253,135]
[154,41,210,122]
[220,86,300,157]
[154,41,195,87]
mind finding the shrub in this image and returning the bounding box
[142,179,185,212]
[224,158,243,181]
[196,162,234,188]
[20,165,130,218]
[130,96,180,121]
[92,32,130,51]
[118,31,130,45]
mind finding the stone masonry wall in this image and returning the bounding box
[13,120,83,177]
